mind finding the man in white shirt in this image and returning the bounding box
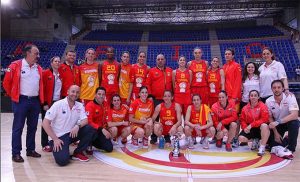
[3,44,44,163]
[266,80,299,156]
[42,85,95,166]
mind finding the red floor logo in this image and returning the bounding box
[94,144,290,178]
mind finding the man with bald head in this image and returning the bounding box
[43,85,95,166]
[3,44,44,163]
[146,54,173,144]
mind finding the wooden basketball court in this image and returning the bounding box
[1,113,300,182]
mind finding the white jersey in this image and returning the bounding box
[266,94,299,120]
[259,60,287,98]
[45,97,87,139]
[242,74,260,103]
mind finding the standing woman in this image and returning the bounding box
[241,62,260,110]
[41,56,62,152]
[79,48,99,105]
[238,90,270,156]
[207,57,225,107]
[130,51,150,101]
[211,91,238,152]
[259,47,289,103]
[172,56,192,116]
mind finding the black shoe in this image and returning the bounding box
[26,151,41,158]
[164,135,171,144]
[12,154,24,163]
[150,134,158,144]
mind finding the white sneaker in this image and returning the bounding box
[187,137,194,149]
[257,145,265,156]
[251,138,259,150]
[202,137,209,149]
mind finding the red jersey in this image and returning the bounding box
[129,98,154,128]
[207,68,222,98]
[189,60,208,87]
[223,60,242,100]
[85,100,108,129]
[211,101,238,127]
[58,63,81,97]
[106,104,129,123]
[189,104,211,126]
[131,64,149,96]
[146,67,172,100]
[240,101,269,130]
[174,69,191,105]
[101,60,120,93]
[160,102,177,131]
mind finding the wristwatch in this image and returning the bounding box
[76,123,81,128]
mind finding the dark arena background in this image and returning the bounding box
[1,0,300,181]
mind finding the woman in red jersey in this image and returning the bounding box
[211,90,238,152]
[184,94,215,149]
[130,51,150,101]
[172,56,192,116]
[129,86,154,148]
[239,90,270,156]
[152,90,183,147]
[207,57,225,107]
[106,94,131,147]
[41,56,62,152]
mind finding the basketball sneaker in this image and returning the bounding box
[257,145,265,156]
[72,152,89,162]
[202,137,209,149]
[216,139,222,148]
[251,138,259,150]
[131,137,139,147]
[143,137,149,148]
[225,143,232,152]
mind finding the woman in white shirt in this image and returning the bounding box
[241,62,260,110]
[258,47,289,103]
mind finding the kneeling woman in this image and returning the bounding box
[184,94,215,149]
[106,94,131,147]
[152,90,183,147]
[129,86,154,148]
[211,91,238,152]
[238,90,270,156]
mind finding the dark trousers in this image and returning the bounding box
[41,107,49,147]
[49,125,95,166]
[11,96,40,156]
[151,99,164,142]
[92,128,113,153]
[269,120,300,152]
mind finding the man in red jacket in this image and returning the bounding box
[59,50,81,98]
[146,54,173,144]
[3,44,44,163]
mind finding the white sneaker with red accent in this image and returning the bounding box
[143,137,149,148]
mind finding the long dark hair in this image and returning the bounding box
[242,62,259,82]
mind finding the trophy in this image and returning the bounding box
[172,133,181,157]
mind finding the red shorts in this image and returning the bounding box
[116,126,127,137]
[162,125,173,136]
[192,128,207,137]
[191,86,209,105]
[131,124,145,135]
